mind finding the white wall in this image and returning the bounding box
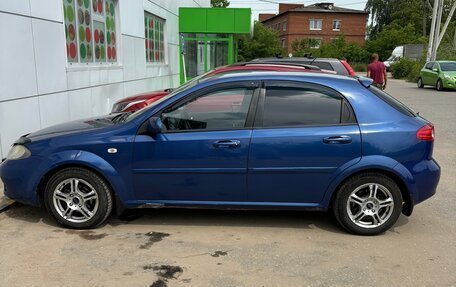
[0,0,210,158]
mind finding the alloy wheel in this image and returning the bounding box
[52,178,99,223]
[346,183,394,229]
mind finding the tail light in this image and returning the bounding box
[416,124,434,141]
[341,60,356,76]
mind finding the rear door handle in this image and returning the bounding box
[323,136,352,144]
[213,140,241,148]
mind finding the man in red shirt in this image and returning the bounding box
[367,53,387,89]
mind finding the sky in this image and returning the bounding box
[228,0,368,20]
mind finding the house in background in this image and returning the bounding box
[259,2,368,54]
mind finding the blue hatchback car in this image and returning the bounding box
[0,72,440,235]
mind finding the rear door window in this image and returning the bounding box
[312,61,333,71]
[368,85,416,117]
[259,81,354,127]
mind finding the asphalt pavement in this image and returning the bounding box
[0,78,455,287]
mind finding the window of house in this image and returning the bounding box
[283,21,287,31]
[310,39,322,49]
[145,12,165,63]
[333,20,341,31]
[262,82,343,127]
[309,19,322,30]
[281,39,285,48]
[63,0,118,64]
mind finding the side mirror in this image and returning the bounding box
[147,117,163,135]
[433,68,438,72]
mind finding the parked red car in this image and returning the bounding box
[111,63,331,113]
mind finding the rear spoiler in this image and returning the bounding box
[350,76,373,88]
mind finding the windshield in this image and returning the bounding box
[440,62,456,71]
[124,71,213,122]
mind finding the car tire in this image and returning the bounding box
[436,79,444,91]
[44,167,113,229]
[332,173,403,236]
[417,77,424,88]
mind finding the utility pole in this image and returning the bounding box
[437,0,456,49]
[427,0,439,61]
[431,0,443,61]
[427,0,446,61]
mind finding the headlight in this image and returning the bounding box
[444,74,451,80]
[6,145,31,160]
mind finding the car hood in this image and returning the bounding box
[27,114,117,140]
[115,89,170,104]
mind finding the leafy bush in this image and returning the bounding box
[351,62,367,72]
[237,22,283,61]
[406,61,425,82]
[390,58,416,79]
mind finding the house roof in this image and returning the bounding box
[261,2,368,23]
[292,3,368,14]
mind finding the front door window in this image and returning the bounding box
[161,87,254,132]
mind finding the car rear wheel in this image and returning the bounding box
[417,77,424,88]
[332,173,403,235]
[436,79,444,91]
[44,167,113,229]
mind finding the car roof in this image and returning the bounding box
[200,70,359,85]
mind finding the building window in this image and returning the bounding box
[145,12,165,63]
[281,39,285,48]
[283,21,287,31]
[310,39,321,49]
[63,0,118,64]
[333,20,341,31]
[309,19,322,30]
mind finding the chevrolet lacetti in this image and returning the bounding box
[0,72,440,235]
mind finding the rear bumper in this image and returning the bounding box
[404,158,440,205]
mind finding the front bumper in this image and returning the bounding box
[0,156,45,206]
[442,78,456,89]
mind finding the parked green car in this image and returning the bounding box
[417,61,456,91]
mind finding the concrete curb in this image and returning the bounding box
[0,196,15,213]
[0,182,15,213]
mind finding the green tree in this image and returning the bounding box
[290,39,320,57]
[364,23,426,60]
[365,0,425,37]
[211,0,229,8]
[237,22,283,61]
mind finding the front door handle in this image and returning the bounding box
[213,140,241,148]
[323,136,352,144]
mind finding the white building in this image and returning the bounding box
[0,0,209,159]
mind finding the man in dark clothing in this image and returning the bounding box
[367,53,387,90]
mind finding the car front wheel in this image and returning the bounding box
[44,167,113,229]
[333,173,403,235]
[436,79,444,91]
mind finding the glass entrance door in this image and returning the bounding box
[180,34,233,83]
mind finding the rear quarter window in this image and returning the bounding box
[368,86,416,117]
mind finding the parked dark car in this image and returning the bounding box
[111,62,329,113]
[250,57,356,76]
[0,72,440,235]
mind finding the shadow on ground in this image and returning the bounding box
[3,203,409,235]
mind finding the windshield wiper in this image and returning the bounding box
[112,111,134,123]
